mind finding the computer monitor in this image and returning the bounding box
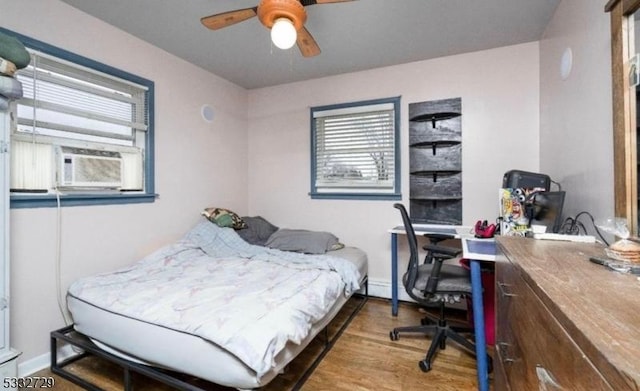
[530,191,566,233]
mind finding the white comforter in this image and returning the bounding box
[67,221,361,378]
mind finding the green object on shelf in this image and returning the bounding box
[0,32,30,69]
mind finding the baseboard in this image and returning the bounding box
[367,278,414,302]
[18,345,77,377]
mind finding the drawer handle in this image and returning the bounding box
[536,365,563,389]
[497,282,517,297]
[497,342,517,364]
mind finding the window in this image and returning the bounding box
[310,97,401,200]
[1,28,155,208]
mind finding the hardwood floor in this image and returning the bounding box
[33,298,489,390]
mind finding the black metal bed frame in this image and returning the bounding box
[51,278,368,391]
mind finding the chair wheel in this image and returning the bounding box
[390,330,399,341]
[419,360,431,372]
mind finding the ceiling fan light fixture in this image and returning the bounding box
[203,0,322,57]
[271,17,297,50]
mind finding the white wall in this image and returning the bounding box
[539,1,614,223]
[247,43,541,287]
[0,0,249,370]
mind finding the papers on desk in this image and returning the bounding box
[462,238,497,261]
[389,224,472,237]
[391,225,458,235]
[415,225,459,235]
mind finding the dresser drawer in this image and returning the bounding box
[494,258,519,391]
[495,260,613,390]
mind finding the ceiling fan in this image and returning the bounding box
[201,0,353,57]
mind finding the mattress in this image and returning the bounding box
[68,242,367,390]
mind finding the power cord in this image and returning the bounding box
[559,211,609,246]
[55,188,72,326]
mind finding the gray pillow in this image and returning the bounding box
[237,216,279,246]
[0,75,22,99]
[265,229,340,254]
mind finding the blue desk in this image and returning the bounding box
[469,259,489,391]
[462,237,496,391]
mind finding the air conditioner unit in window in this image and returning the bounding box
[57,146,123,189]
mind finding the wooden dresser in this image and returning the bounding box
[495,236,640,390]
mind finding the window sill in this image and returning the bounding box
[309,192,401,201]
[10,192,158,208]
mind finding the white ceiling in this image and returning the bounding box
[60,0,561,90]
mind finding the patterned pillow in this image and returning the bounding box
[202,207,247,229]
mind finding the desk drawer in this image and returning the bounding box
[495,260,612,390]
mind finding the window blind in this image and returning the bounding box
[15,50,148,146]
[314,103,395,193]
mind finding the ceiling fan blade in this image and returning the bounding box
[297,27,321,57]
[300,0,354,5]
[314,0,355,4]
[200,7,258,30]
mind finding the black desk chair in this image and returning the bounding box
[390,203,489,373]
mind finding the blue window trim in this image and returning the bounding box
[309,96,402,201]
[10,193,157,209]
[0,27,157,209]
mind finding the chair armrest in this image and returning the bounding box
[423,233,456,242]
[425,257,445,294]
[423,244,461,258]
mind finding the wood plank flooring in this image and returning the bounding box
[33,298,490,390]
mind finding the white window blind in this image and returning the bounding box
[312,98,400,198]
[15,50,148,146]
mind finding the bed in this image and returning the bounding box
[58,219,368,390]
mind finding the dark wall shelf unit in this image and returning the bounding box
[408,98,462,224]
